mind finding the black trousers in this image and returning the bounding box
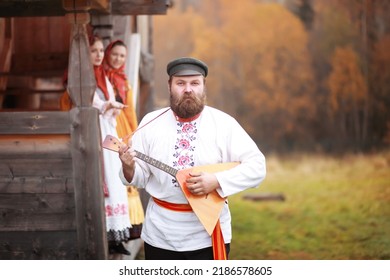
[144,242,230,260]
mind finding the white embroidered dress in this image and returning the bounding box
[93,78,131,242]
[121,106,266,251]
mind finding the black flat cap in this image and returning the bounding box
[167,57,208,77]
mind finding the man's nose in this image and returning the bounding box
[184,83,192,92]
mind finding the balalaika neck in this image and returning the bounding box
[134,150,178,177]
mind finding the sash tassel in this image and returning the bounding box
[152,197,227,260]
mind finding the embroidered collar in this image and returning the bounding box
[173,112,202,123]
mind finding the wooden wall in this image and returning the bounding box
[1,17,71,111]
[0,112,77,259]
[11,17,71,75]
[0,110,107,259]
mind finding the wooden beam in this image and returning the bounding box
[0,158,73,177]
[0,0,65,17]
[0,0,110,17]
[10,52,69,74]
[0,210,76,231]
[0,19,12,109]
[0,231,78,259]
[0,89,65,96]
[0,176,73,194]
[0,71,66,78]
[111,0,169,15]
[66,18,96,107]
[0,0,168,17]
[0,135,71,159]
[0,193,75,215]
[91,0,110,13]
[0,112,71,135]
[65,7,107,260]
[69,107,107,259]
[63,0,110,13]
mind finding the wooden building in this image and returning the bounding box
[0,0,169,259]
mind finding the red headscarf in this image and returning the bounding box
[103,40,129,103]
[93,64,109,100]
[62,35,110,101]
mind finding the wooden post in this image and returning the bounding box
[138,16,155,119]
[0,18,12,108]
[64,1,107,259]
[70,107,107,259]
[65,16,95,107]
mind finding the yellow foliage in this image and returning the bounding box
[152,0,390,151]
[328,45,367,112]
[192,1,315,143]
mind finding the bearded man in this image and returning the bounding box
[118,57,266,260]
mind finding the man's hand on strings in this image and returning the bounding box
[118,138,136,182]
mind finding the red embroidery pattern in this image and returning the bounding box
[105,203,128,216]
[172,121,198,187]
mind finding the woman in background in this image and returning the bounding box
[61,36,132,255]
[103,40,145,239]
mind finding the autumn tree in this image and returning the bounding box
[285,0,315,30]
[308,0,367,151]
[192,0,315,152]
[327,45,368,149]
[370,35,390,146]
[152,0,389,152]
[309,0,390,151]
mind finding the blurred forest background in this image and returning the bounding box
[151,0,390,155]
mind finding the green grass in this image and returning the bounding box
[229,152,390,260]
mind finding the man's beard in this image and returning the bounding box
[170,92,206,119]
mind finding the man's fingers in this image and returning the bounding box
[189,171,202,177]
